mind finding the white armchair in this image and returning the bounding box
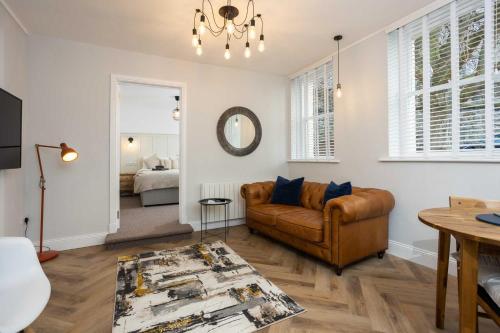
[0,237,51,333]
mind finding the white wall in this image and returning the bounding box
[119,83,180,135]
[289,32,500,265]
[24,35,288,243]
[0,4,27,236]
[120,133,179,173]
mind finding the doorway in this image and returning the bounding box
[108,75,188,240]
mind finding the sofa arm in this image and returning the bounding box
[241,182,275,208]
[323,188,395,224]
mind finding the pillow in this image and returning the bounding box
[323,181,352,204]
[171,158,179,169]
[270,176,305,206]
[161,158,172,169]
[143,154,161,169]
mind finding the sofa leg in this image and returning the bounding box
[335,266,343,276]
[377,250,385,259]
[248,228,255,234]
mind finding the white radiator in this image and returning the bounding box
[200,182,246,222]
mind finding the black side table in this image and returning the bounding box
[198,198,232,243]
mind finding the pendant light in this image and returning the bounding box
[172,96,180,121]
[334,35,343,98]
[244,24,251,58]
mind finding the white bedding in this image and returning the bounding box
[134,168,179,193]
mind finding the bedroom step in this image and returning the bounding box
[106,196,193,249]
[105,227,193,249]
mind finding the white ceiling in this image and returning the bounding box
[119,82,180,99]
[119,82,180,135]
[5,0,437,75]
[119,82,180,113]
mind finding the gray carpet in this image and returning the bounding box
[105,196,193,245]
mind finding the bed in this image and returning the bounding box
[134,168,179,206]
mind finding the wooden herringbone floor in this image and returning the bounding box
[31,225,498,333]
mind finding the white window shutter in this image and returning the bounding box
[387,0,500,160]
[291,61,335,160]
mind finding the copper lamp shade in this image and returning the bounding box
[60,143,78,162]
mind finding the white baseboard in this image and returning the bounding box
[32,223,456,277]
[34,219,246,251]
[388,239,458,276]
[32,232,108,251]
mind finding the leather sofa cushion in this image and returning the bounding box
[276,209,323,243]
[247,204,307,226]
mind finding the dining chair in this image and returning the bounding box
[0,237,51,333]
[445,196,500,326]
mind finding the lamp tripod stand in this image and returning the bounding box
[35,143,78,263]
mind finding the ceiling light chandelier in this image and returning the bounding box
[191,0,265,59]
[172,96,180,121]
[334,35,343,98]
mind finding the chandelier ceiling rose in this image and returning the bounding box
[218,5,239,20]
[191,0,265,59]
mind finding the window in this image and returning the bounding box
[290,61,335,160]
[388,0,500,160]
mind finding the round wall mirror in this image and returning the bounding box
[217,107,262,156]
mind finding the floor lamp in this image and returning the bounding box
[35,143,78,262]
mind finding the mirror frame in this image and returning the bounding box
[217,106,262,156]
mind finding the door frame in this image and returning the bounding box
[109,74,188,233]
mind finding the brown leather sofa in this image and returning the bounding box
[240,181,395,274]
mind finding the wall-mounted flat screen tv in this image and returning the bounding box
[0,87,22,170]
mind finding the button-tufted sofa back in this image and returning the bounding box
[241,180,362,211]
[299,182,328,210]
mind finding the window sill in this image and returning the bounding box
[288,159,341,164]
[379,157,500,163]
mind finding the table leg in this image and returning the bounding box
[200,204,203,243]
[224,204,227,242]
[205,205,208,237]
[436,231,450,329]
[458,238,478,333]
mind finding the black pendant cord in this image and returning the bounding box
[192,0,264,52]
[197,0,255,34]
[337,40,340,86]
[196,0,259,32]
[193,9,200,28]
[232,29,246,40]
[203,0,224,30]
[257,14,264,35]
[234,0,255,27]
[333,35,342,87]
[203,12,226,37]
[192,7,224,37]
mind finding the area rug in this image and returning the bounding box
[113,241,305,332]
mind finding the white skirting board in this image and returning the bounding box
[30,228,457,277]
[388,239,458,276]
[30,220,245,251]
[31,232,108,251]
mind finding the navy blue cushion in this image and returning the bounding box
[270,176,305,206]
[323,181,352,204]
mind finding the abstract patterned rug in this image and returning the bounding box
[113,241,305,332]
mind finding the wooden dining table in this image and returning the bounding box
[418,207,500,333]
